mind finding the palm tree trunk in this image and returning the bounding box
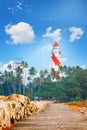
[19,81,21,94]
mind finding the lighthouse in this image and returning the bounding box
[51,42,61,70]
[51,42,61,81]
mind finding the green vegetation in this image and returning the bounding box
[32,66,87,102]
[0,61,87,102]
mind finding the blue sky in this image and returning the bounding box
[0,0,87,71]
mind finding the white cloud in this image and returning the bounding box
[0,61,14,73]
[16,2,22,10]
[8,2,30,14]
[80,65,87,69]
[5,22,35,44]
[38,44,52,53]
[43,27,62,42]
[8,1,23,14]
[61,57,68,62]
[69,26,84,42]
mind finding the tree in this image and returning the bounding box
[29,67,37,100]
[20,61,28,95]
[0,72,4,95]
[39,70,45,83]
[50,68,56,80]
[7,64,12,70]
[3,70,12,95]
[7,64,17,94]
[27,76,31,83]
[21,61,28,68]
[15,66,23,94]
[50,68,61,81]
[29,67,37,77]
[44,69,48,77]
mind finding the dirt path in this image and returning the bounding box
[12,103,87,130]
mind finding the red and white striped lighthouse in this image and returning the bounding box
[51,42,61,71]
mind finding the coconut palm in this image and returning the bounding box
[29,67,37,100]
[7,64,12,70]
[50,68,56,80]
[27,76,31,83]
[51,68,61,81]
[21,61,28,68]
[2,70,15,95]
[29,67,37,80]
[39,70,45,82]
[15,66,23,94]
[20,61,28,95]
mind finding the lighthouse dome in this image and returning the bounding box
[53,42,59,47]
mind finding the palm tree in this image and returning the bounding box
[55,70,61,81]
[11,75,17,94]
[33,77,42,87]
[29,67,37,79]
[50,68,61,81]
[0,71,3,84]
[27,76,31,83]
[7,64,17,94]
[15,66,23,94]
[7,64,12,70]
[15,66,23,75]
[27,76,31,91]
[0,72,4,95]
[50,68,56,80]
[3,70,11,95]
[21,61,28,68]
[39,70,45,82]
[44,69,48,76]
[20,61,28,95]
[29,67,37,100]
